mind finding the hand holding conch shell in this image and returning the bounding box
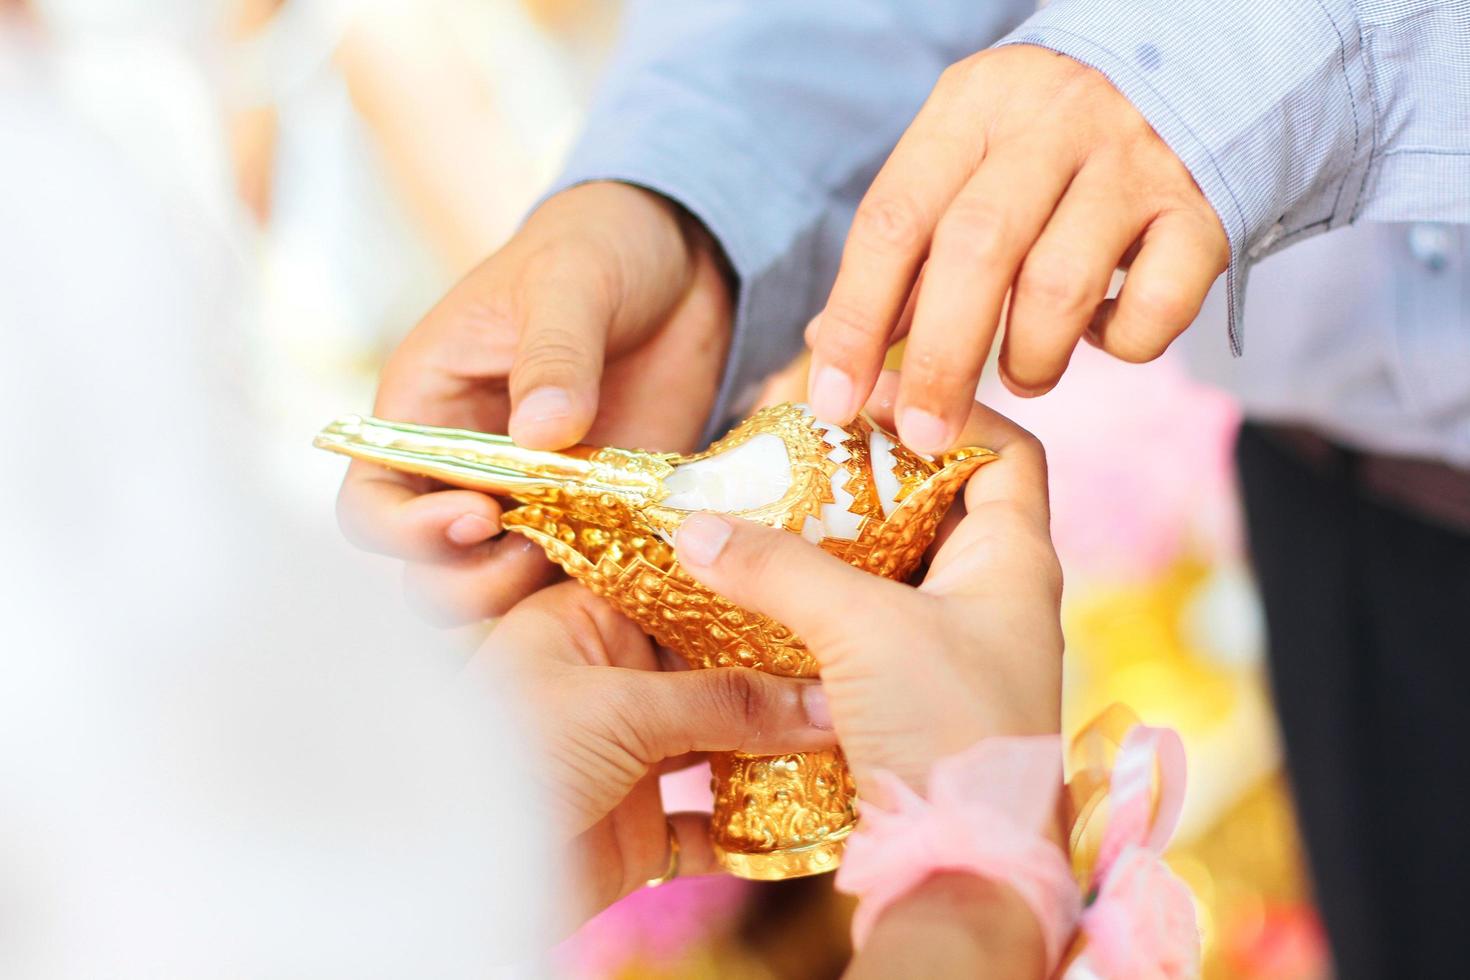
[448,387,1061,928]
[332,183,732,625]
[315,378,1055,878]
[673,393,1063,794]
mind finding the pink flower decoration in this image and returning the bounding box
[1077,846,1201,980]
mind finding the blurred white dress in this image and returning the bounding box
[0,28,553,979]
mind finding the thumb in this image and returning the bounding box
[673,513,893,651]
[617,667,836,763]
[506,248,615,450]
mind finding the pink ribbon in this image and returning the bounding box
[836,721,1199,978]
[1066,724,1199,980]
[836,736,1081,973]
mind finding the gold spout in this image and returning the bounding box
[313,415,672,506]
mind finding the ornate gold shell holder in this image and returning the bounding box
[315,403,995,880]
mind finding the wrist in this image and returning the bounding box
[837,736,1080,970]
[850,873,1045,979]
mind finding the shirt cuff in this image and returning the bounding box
[995,0,1374,355]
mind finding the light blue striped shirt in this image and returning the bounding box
[553,1,1470,465]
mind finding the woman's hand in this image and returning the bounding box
[676,376,1063,793]
[674,377,1063,975]
[807,45,1228,455]
[471,582,834,922]
[338,181,732,624]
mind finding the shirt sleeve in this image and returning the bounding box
[995,0,1470,355]
[547,0,1036,442]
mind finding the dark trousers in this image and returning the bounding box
[1236,423,1470,979]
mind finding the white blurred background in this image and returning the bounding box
[0,2,586,974]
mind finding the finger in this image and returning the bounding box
[808,88,982,424]
[1086,212,1225,363]
[506,245,617,450]
[949,401,1051,530]
[923,500,967,569]
[897,139,1076,454]
[920,406,1056,597]
[667,811,722,879]
[674,514,893,652]
[1000,169,1143,396]
[401,537,560,625]
[336,461,503,560]
[806,267,922,352]
[619,667,835,763]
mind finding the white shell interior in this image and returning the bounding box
[661,434,793,512]
[868,429,902,518]
[660,407,912,544]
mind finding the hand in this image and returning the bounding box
[674,375,1063,791]
[807,45,1229,454]
[472,582,835,921]
[337,181,733,623]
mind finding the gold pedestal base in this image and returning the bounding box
[714,826,853,881]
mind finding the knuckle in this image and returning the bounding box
[1125,279,1196,334]
[819,298,892,353]
[734,532,782,585]
[521,242,619,309]
[987,508,1062,588]
[521,241,588,284]
[519,246,574,293]
[711,669,764,731]
[986,498,1037,536]
[515,324,592,381]
[935,55,982,93]
[853,192,929,252]
[1012,423,1048,468]
[933,199,1008,265]
[935,61,966,91]
[1016,254,1095,316]
[903,344,973,400]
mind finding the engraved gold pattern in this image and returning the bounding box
[315,404,995,879]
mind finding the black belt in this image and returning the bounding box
[1258,424,1470,534]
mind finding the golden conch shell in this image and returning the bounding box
[315,402,995,879]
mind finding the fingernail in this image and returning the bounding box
[801,685,833,730]
[515,386,573,424]
[898,407,951,454]
[675,513,733,567]
[446,513,496,546]
[809,365,855,422]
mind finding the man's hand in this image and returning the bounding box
[807,45,1228,454]
[473,582,834,920]
[337,181,732,623]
